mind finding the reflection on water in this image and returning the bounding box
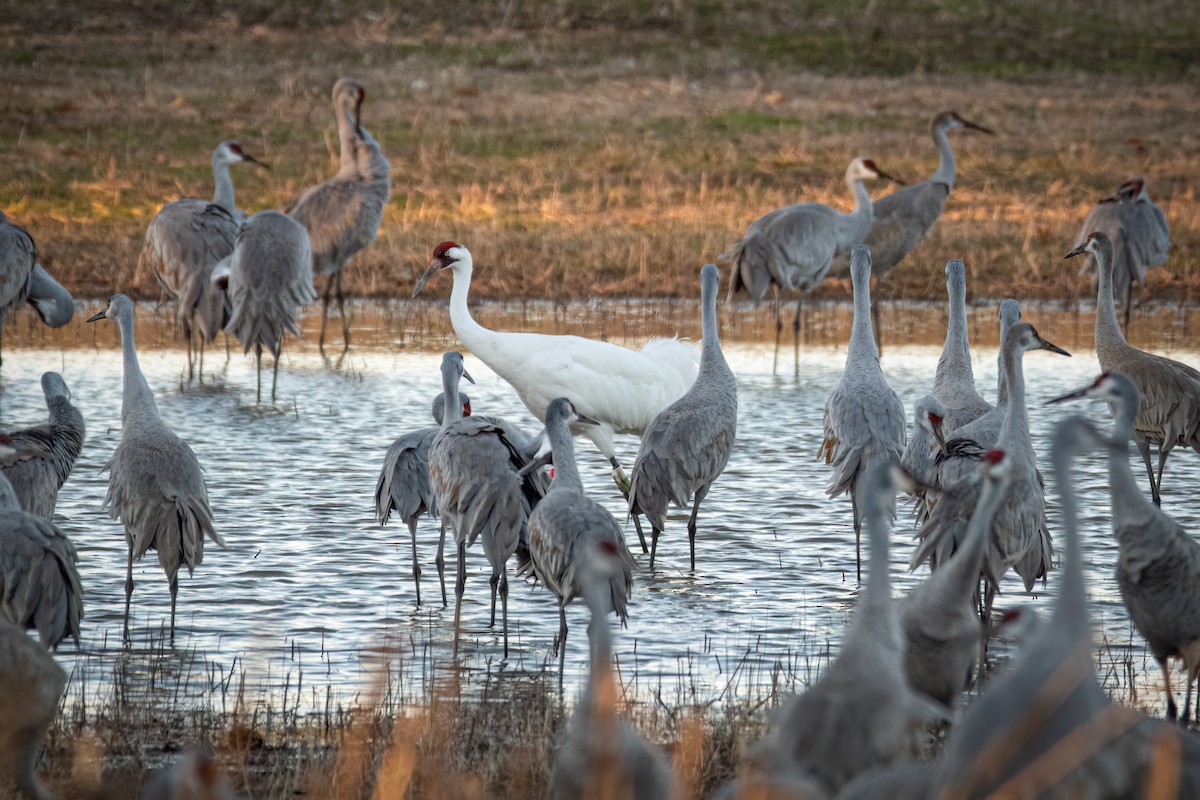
[1,299,1198,721]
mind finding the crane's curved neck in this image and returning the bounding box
[698,278,730,379]
[847,269,878,364]
[930,123,956,188]
[1108,395,1154,515]
[447,263,492,354]
[548,417,583,491]
[439,370,464,434]
[861,504,894,617]
[211,156,235,213]
[583,577,615,696]
[1052,442,1088,633]
[997,340,1027,444]
[839,176,873,249]
[335,98,359,177]
[996,312,1018,405]
[116,314,159,424]
[948,474,1003,588]
[1094,252,1127,350]
[939,268,973,383]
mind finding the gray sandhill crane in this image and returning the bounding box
[1066,231,1200,506]
[912,323,1066,624]
[87,295,224,640]
[0,471,83,649]
[522,397,636,687]
[138,140,266,379]
[898,449,1009,709]
[217,210,316,404]
[0,619,66,800]
[1050,372,1200,723]
[413,242,698,499]
[286,78,390,357]
[760,464,943,795]
[724,157,900,375]
[0,210,73,367]
[830,112,993,342]
[428,352,545,658]
[818,246,906,580]
[140,750,241,800]
[934,415,1200,798]
[374,391,471,607]
[548,537,674,800]
[1074,176,1170,329]
[898,394,947,519]
[1,372,84,519]
[628,263,737,571]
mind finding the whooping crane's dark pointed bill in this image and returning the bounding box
[85,307,107,323]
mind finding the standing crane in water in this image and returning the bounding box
[0,372,85,519]
[724,157,900,375]
[1067,231,1200,506]
[286,78,390,357]
[138,140,266,379]
[1073,176,1170,329]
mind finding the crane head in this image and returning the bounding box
[413,242,468,297]
[1046,372,1137,409]
[1025,324,1070,357]
[1064,231,1110,260]
[942,111,994,136]
[851,157,903,185]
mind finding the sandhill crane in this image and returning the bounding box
[628,263,737,571]
[428,352,545,658]
[0,471,83,649]
[374,391,471,607]
[759,463,943,795]
[898,449,1009,709]
[216,210,315,403]
[818,246,906,580]
[413,242,698,498]
[522,397,636,686]
[141,750,240,800]
[1,372,85,519]
[0,210,73,367]
[934,415,1200,798]
[87,295,224,640]
[138,140,266,380]
[898,394,946,517]
[1066,231,1200,506]
[1050,372,1200,723]
[286,78,390,357]
[912,323,1066,624]
[724,157,900,375]
[0,619,66,800]
[548,537,674,799]
[1074,176,1170,329]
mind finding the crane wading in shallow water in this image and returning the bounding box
[137,140,267,380]
[628,263,737,571]
[724,156,900,376]
[0,210,74,369]
[412,242,698,503]
[88,295,224,641]
[0,371,85,520]
[830,112,993,348]
[286,78,390,358]
[1066,231,1200,507]
[819,245,906,581]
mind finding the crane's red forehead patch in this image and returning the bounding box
[462,399,472,416]
[984,449,1006,463]
[433,241,459,257]
[1093,373,1110,387]
[228,143,243,154]
[928,413,943,426]
[862,158,878,171]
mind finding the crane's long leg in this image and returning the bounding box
[336,270,350,356]
[436,521,448,607]
[453,541,466,659]
[318,272,334,356]
[851,487,862,582]
[556,605,569,686]
[489,572,499,629]
[792,294,802,378]
[1183,668,1194,726]
[687,484,711,572]
[650,526,662,571]
[499,571,509,659]
[408,518,422,607]
[1155,444,1171,507]
[197,336,206,384]
[772,286,782,375]
[1135,434,1161,505]
[1161,659,1178,721]
[271,347,280,403]
[630,511,649,554]
[169,573,179,642]
[123,545,135,643]
[254,343,263,405]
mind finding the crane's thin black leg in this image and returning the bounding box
[687,484,710,572]
[318,273,334,356]
[408,518,422,607]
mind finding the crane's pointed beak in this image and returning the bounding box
[1045,385,1090,405]
[1039,338,1070,357]
[461,368,476,385]
[963,118,995,135]
[412,259,443,298]
[932,422,948,455]
[875,167,905,186]
[517,448,553,477]
[86,308,107,323]
[242,152,270,170]
[1064,242,1088,259]
[575,412,600,426]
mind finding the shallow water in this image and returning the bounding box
[2,298,1199,720]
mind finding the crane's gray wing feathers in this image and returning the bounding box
[0,513,84,648]
[374,427,437,525]
[0,216,37,317]
[225,212,316,356]
[862,181,949,273]
[287,178,386,276]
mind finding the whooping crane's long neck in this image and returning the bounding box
[929,119,957,188]
[116,311,159,424]
[996,334,1028,447]
[847,259,878,365]
[935,262,973,392]
[446,258,493,354]
[210,151,235,213]
[1107,389,1155,516]
[547,412,583,492]
[335,93,359,178]
[1093,242,1128,353]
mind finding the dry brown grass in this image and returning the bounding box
[0,5,1197,308]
